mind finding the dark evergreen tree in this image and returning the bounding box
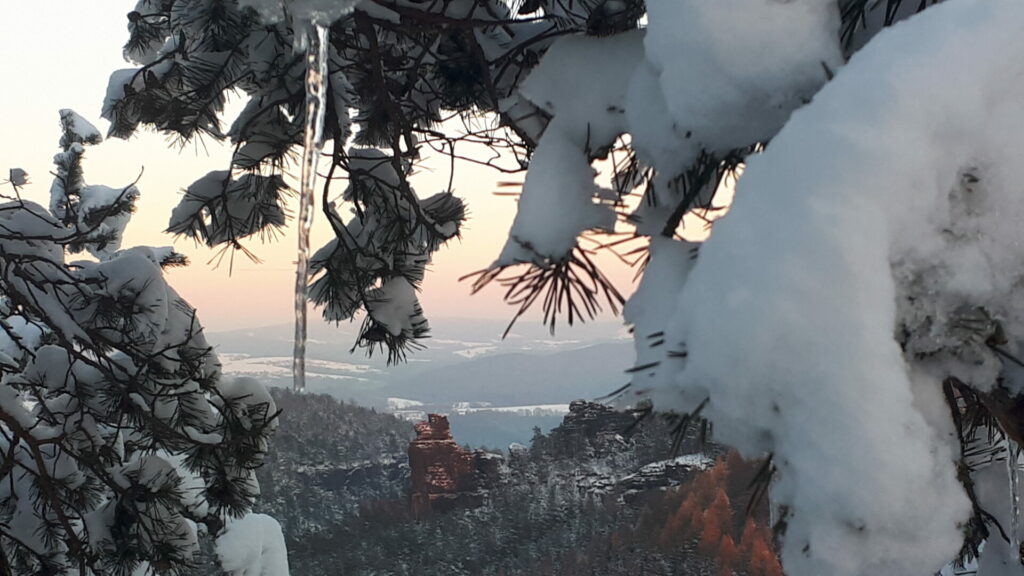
[0,111,279,575]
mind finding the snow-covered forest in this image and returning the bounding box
[4,0,1024,574]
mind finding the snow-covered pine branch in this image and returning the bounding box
[103,0,928,361]
[102,0,629,359]
[0,111,286,575]
[97,0,1024,574]
[633,1,1024,574]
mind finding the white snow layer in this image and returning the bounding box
[8,168,28,187]
[216,513,290,576]
[642,0,842,158]
[58,109,102,146]
[502,0,840,264]
[519,31,643,147]
[365,276,426,336]
[497,131,615,264]
[636,1,1024,575]
[218,376,279,433]
[623,237,697,385]
[0,316,44,368]
[238,0,357,27]
[498,32,642,264]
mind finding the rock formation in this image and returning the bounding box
[561,400,637,437]
[408,414,503,516]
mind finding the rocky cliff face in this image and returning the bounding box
[408,414,504,516]
[522,401,721,498]
[406,404,715,519]
[261,397,762,576]
[562,400,637,437]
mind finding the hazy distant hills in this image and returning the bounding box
[209,317,634,409]
[387,342,633,405]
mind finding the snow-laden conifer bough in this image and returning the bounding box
[89,0,1024,574]
[636,1,1024,574]
[0,110,287,574]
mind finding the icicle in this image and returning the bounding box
[1008,439,1022,564]
[293,22,329,392]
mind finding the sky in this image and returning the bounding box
[0,2,645,333]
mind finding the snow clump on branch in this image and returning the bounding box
[639,1,1024,574]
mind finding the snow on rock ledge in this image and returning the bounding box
[645,1,1024,574]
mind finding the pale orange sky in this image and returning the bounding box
[0,2,644,332]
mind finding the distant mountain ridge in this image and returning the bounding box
[385,341,632,405]
[211,318,633,409]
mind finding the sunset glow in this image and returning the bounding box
[0,2,644,332]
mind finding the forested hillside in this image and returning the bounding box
[255,389,415,536]
[245,393,779,575]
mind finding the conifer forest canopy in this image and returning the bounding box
[6,0,1024,574]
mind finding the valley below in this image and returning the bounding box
[213,318,633,447]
